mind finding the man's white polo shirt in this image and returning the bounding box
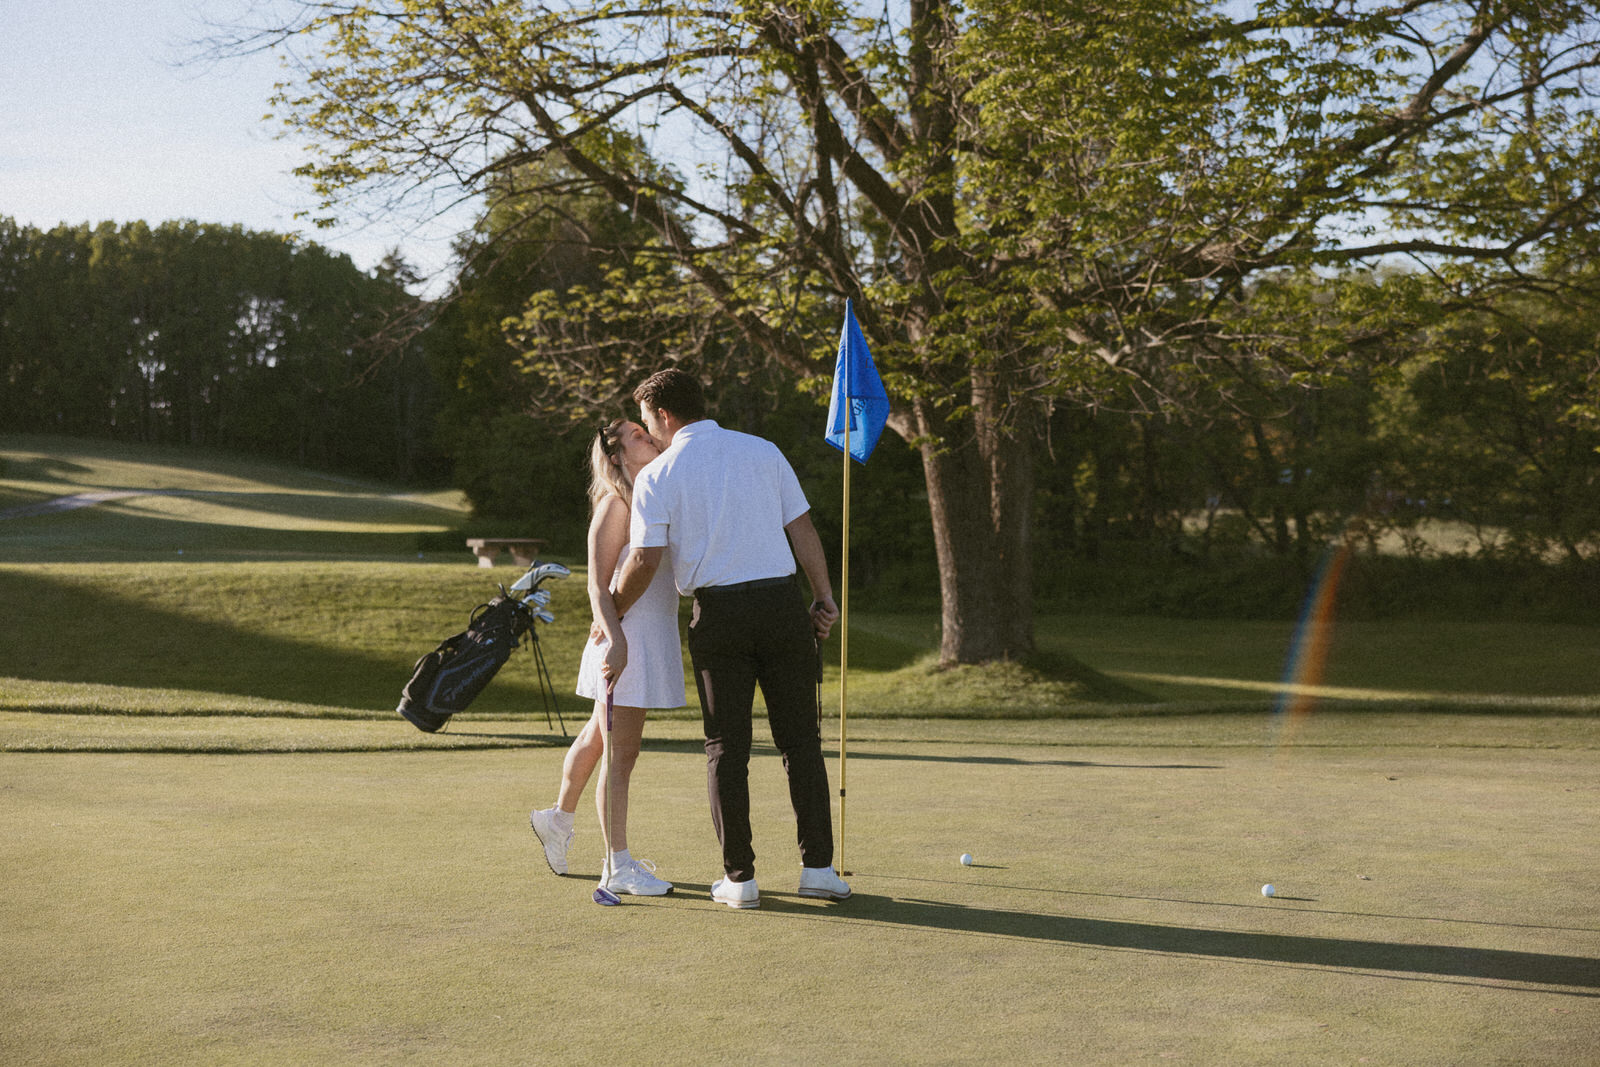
[630,420,810,595]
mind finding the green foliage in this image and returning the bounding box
[423,156,669,527]
[0,217,440,482]
[1028,536,1600,626]
[1373,289,1600,561]
[233,2,1600,661]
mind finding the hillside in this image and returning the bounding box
[0,435,471,563]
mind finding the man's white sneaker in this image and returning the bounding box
[529,807,573,875]
[797,866,851,901]
[603,858,673,896]
[711,876,760,909]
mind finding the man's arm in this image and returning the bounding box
[784,511,839,640]
[613,545,665,617]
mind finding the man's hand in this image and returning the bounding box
[614,545,665,617]
[809,596,840,641]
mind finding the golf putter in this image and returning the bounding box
[593,681,622,906]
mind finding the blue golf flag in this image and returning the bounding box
[824,300,889,463]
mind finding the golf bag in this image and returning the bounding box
[397,594,534,733]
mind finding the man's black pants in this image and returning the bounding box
[688,578,833,882]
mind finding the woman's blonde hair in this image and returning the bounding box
[588,419,634,513]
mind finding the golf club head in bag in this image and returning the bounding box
[510,560,572,593]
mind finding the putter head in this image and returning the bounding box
[510,560,571,592]
[592,886,622,906]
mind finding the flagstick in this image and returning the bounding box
[838,413,850,877]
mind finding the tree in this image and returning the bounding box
[1374,281,1600,561]
[248,0,1600,663]
[0,216,439,480]
[423,156,671,535]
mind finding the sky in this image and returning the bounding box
[1,0,471,291]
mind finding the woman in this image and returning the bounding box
[529,419,685,895]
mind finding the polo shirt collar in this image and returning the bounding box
[670,419,719,447]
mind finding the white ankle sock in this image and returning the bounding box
[610,848,632,866]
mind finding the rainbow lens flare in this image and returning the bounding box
[1273,540,1353,749]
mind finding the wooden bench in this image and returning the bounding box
[465,537,548,568]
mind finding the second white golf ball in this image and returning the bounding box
[960,853,973,866]
[1261,884,1276,897]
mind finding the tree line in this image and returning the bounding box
[0,217,439,480]
[9,1,1600,660]
[2,211,1596,610]
[445,231,1600,590]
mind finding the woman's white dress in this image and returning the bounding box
[575,545,686,708]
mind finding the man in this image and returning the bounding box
[612,368,849,909]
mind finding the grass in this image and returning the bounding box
[2,436,1598,1064]
[0,434,468,561]
[6,563,1600,733]
[3,721,1597,1064]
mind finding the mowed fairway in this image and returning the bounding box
[2,717,1597,1064]
[2,437,1598,1063]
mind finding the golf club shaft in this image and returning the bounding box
[600,682,614,884]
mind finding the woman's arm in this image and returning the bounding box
[587,495,631,681]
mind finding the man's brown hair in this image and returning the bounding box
[633,368,706,422]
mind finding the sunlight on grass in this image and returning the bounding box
[3,723,1596,1063]
[108,492,462,533]
[1,436,473,559]
[4,437,1598,730]
[1107,670,1600,712]
[3,441,1598,1064]
[0,678,385,718]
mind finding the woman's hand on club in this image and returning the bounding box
[601,636,628,682]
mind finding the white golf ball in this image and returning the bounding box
[960,853,973,866]
[1261,883,1276,897]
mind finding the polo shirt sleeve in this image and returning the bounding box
[631,471,670,549]
[774,445,810,526]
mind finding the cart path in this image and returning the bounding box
[0,490,162,520]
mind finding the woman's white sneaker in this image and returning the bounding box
[603,857,673,896]
[529,807,573,875]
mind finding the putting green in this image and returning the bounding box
[1,716,1596,1064]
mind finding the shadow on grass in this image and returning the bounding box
[0,569,571,715]
[841,895,1600,994]
[1024,648,1160,703]
[449,734,1220,769]
[1,454,94,480]
[860,647,1165,710]
[825,748,1221,769]
[836,625,927,671]
[0,507,437,560]
[600,884,1598,993]
[876,876,1600,935]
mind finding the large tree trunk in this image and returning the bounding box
[914,383,1036,666]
